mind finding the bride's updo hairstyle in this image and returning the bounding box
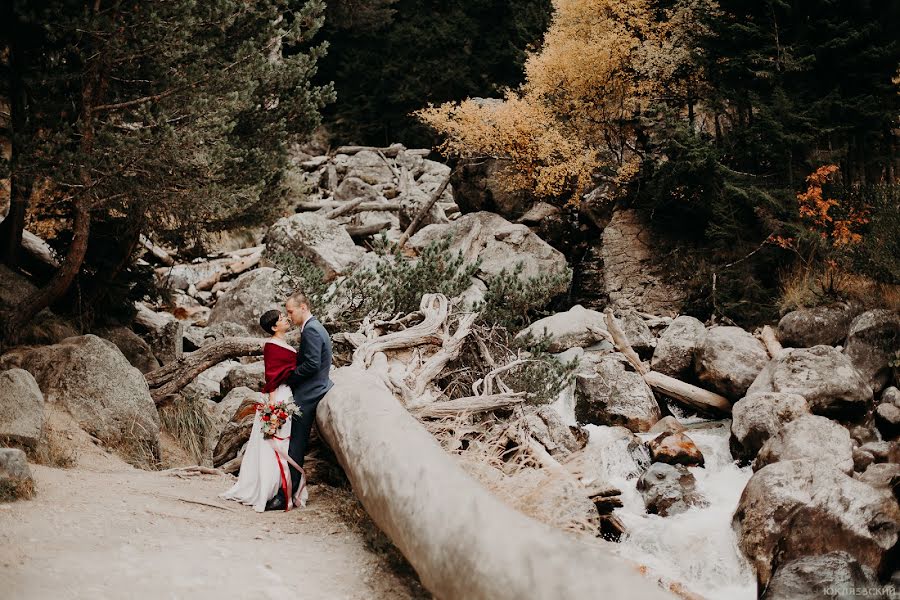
[259,310,280,335]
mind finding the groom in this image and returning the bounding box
[266,290,334,511]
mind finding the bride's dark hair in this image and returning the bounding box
[259,310,281,335]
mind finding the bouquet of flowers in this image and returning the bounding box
[258,398,300,438]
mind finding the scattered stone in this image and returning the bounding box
[860,441,895,463]
[615,310,656,358]
[0,335,160,464]
[345,150,395,185]
[876,402,900,440]
[515,305,608,352]
[263,213,366,280]
[844,309,900,393]
[884,387,900,407]
[221,361,266,396]
[155,257,233,292]
[207,267,292,334]
[650,315,706,379]
[695,326,769,400]
[761,552,880,600]
[648,416,685,435]
[334,176,379,202]
[747,345,873,421]
[729,392,809,463]
[575,355,661,432]
[856,463,900,502]
[647,431,705,467]
[133,302,183,366]
[636,462,707,517]
[753,415,854,474]
[853,447,876,473]
[0,369,45,451]
[95,326,160,374]
[0,448,35,501]
[776,302,858,348]
[733,458,900,588]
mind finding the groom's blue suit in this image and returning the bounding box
[284,316,333,492]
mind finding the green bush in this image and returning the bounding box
[476,263,571,330]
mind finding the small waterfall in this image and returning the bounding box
[585,421,756,599]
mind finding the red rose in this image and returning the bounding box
[262,415,270,421]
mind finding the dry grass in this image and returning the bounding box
[0,477,35,502]
[778,263,900,315]
[158,392,212,464]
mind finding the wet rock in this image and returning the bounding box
[575,355,661,432]
[220,361,266,396]
[263,213,366,280]
[695,326,769,400]
[649,416,686,435]
[761,552,880,600]
[0,448,34,501]
[647,431,705,467]
[516,305,608,352]
[0,369,45,451]
[0,335,160,464]
[747,345,873,421]
[730,392,809,463]
[845,310,900,393]
[650,315,706,379]
[733,458,900,588]
[95,326,160,374]
[876,402,900,440]
[753,415,854,474]
[777,302,858,348]
[207,267,292,334]
[636,462,707,517]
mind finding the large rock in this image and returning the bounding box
[133,302,183,366]
[96,326,160,374]
[777,302,857,348]
[0,265,79,346]
[515,305,608,352]
[220,361,266,396]
[264,213,366,280]
[207,267,292,334]
[636,462,707,517]
[344,150,395,185]
[733,459,900,587]
[399,182,449,231]
[601,209,683,316]
[857,463,900,503]
[0,335,160,463]
[650,315,706,378]
[695,326,769,400]
[334,175,379,202]
[729,392,809,463]
[747,345,873,421]
[761,552,880,600]
[615,311,656,358]
[450,158,532,220]
[647,431,705,467]
[408,212,570,292]
[754,414,854,474]
[876,402,900,440]
[0,448,34,501]
[575,355,661,432]
[0,369,45,450]
[844,309,900,393]
[212,387,262,467]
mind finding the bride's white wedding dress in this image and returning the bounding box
[221,341,308,512]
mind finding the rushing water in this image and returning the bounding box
[584,415,756,599]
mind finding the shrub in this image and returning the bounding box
[476,263,571,330]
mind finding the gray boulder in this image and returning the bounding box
[0,369,45,450]
[615,311,656,358]
[345,150,394,185]
[777,302,857,348]
[575,354,661,432]
[221,361,266,396]
[156,257,232,292]
[844,309,900,393]
[857,463,900,503]
[762,552,880,600]
[747,345,873,421]
[0,448,34,501]
[883,386,900,407]
[876,402,900,440]
[648,416,686,435]
[207,267,292,334]
[515,305,608,352]
[398,182,449,231]
[409,212,570,293]
[450,158,532,220]
[96,326,160,374]
[636,462,707,517]
[695,326,769,400]
[729,392,809,463]
[334,176,379,202]
[133,302,183,366]
[263,213,366,280]
[753,415,854,474]
[650,315,706,378]
[0,335,160,464]
[733,458,900,588]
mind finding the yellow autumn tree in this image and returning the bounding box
[418,0,715,204]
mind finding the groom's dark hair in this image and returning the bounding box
[288,290,309,308]
[259,310,280,335]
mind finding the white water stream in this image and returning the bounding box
[584,416,756,599]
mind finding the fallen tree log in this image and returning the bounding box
[643,371,732,415]
[316,368,669,600]
[296,200,402,213]
[145,336,263,404]
[345,221,393,238]
[760,325,783,359]
[333,143,405,158]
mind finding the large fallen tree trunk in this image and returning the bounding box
[317,367,670,600]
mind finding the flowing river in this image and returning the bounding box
[585,415,756,599]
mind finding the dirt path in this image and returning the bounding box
[0,445,423,599]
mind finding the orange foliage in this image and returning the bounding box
[796,165,868,247]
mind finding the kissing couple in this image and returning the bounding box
[221,290,333,512]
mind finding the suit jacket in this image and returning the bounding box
[286,316,334,405]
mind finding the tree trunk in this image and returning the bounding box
[0,23,30,268]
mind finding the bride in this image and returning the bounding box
[221,309,308,512]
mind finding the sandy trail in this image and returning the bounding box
[0,445,421,600]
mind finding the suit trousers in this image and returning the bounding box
[287,397,320,493]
